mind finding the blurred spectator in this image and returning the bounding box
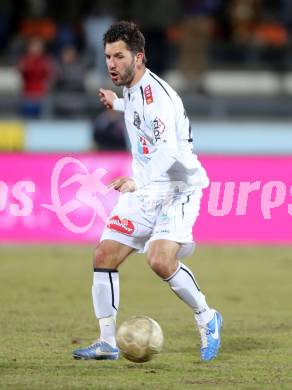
[248,0,288,48]
[54,23,78,53]
[251,8,289,69]
[229,0,261,44]
[129,0,181,75]
[228,0,289,69]
[179,0,222,90]
[93,110,127,150]
[83,4,115,77]
[55,45,85,92]
[18,37,55,118]
[53,45,87,117]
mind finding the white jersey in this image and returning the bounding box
[113,68,209,190]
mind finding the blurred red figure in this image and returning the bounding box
[18,38,54,117]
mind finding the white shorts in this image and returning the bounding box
[101,184,203,259]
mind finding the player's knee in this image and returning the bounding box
[147,252,173,278]
[93,244,116,269]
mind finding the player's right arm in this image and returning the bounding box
[99,88,125,111]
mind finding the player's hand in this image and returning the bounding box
[99,88,118,109]
[108,176,137,193]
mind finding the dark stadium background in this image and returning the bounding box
[0,2,292,389]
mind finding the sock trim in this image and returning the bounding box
[163,263,181,282]
[94,267,118,273]
[180,265,201,291]
[108,271,118,311]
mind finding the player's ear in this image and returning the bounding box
[136,52,144,65]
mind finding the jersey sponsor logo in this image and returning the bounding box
[138,136,149,154]
[151,117,165,142]
[133,111,141,129]
[144,84,153,105]
[107,215,135,235]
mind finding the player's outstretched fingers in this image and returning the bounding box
[119,183,130,193]
[119,179,137,193]
[98,88,118,110]
[108,176,129,191]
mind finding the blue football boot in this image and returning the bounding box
[196,311,223,361]
[72,340,119,360]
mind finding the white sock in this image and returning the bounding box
[92,269,119,347]
[99,316,117,347]
[195,308,215,325]
[165,262,211,315]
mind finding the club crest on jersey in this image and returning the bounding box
[107,215,135,235]
[151,117,165,142]
[144,84,153,105]
[133,111,141,129]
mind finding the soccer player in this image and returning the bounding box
[73,21,222,362]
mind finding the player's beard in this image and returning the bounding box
[113,58,135,87]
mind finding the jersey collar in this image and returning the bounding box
[126,68,149,94]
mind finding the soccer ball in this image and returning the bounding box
[116,315,164,363]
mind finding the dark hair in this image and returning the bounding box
[103,21,146,63]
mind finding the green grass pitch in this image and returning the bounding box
[0,245,292,389]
